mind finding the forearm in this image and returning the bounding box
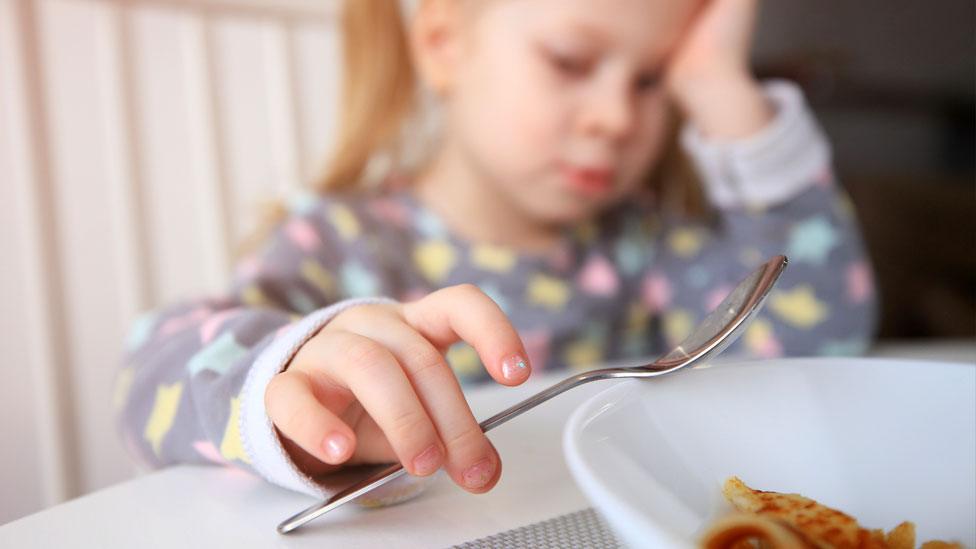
[670,70,774,140]
[653,80,879,357]
[115,298,291,474]
[116,292,400,497]
[682,80,832,210]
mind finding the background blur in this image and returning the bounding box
[1,0,973,525]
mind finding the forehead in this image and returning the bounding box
[476,0,700,58]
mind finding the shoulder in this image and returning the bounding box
[248,188,419,298]
[277,189,414,249]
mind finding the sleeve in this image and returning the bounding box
[113,200,395,498]
[647,79,879,358]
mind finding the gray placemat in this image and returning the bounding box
[451,507,623,548]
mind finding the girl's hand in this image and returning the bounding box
[666,0,773,139]
[264,285,531,494]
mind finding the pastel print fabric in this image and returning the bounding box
[114,80,877,497]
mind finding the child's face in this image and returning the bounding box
[428,0,701,225]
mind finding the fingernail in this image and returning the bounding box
[412,445,442,476]
[462,458,496,489]
[501,354,530,380]
[324,433,350,462]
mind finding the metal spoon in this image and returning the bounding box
[277,255,789,534]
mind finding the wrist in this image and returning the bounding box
[670,70,774,140]
[680,80,832,210]
[240,297,398,498]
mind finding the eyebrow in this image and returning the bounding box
[559,19,668,72]
[562,21,612,48]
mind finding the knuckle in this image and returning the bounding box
[264,373,291,412]
[442,426,486,456]
[406,303,438,333]
[404,345,446,379]
[337,303,385,324]
[340,334,391,370]
[290,338,321,371]
[264,373,330,448]
[483,315,511,335]
[388,408,430,443]
[451,283,483,300]
[280,403,315,441]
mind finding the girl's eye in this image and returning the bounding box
[545,49,593,78]
[634,71,662,93]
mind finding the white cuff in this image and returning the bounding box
[239,297,397,498]
[681,79,832,210]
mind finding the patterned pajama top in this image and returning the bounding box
[115,81,877,500]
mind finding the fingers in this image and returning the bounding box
[330,308,502,493]
[265,369,356,466]
[275,287,523,494]
[307,329,448,479]
[403,284,532,386]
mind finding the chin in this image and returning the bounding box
[525,196,606,227]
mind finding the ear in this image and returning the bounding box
[408,0,464,97]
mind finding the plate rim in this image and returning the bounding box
[561,356,976,548]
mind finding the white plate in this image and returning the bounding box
[563,358,976,548]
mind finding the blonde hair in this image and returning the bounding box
[239,0,703,255]
[317,0,420,192]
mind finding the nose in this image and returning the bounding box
[577,76,636,143]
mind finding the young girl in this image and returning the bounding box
[116,0,876,503]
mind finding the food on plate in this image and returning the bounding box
[700,477,962,549]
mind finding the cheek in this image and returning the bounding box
[453,53,566,176]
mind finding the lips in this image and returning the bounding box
[560,162,615,196]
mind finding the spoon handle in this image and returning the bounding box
[478,372,597,431]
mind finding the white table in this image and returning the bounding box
[2,341,973,547]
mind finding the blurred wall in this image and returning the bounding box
[752,0,976,338]
[0,0,342,524]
